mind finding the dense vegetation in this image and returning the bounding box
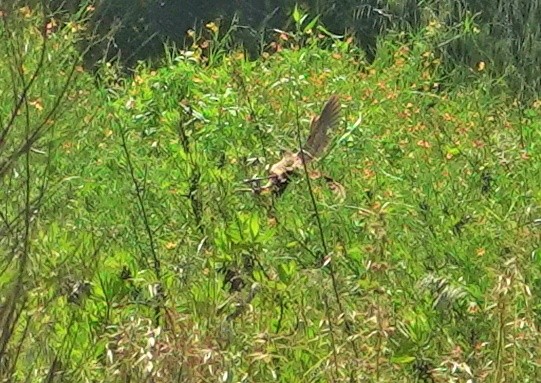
[1,2,540,382]
[47,0,541,98]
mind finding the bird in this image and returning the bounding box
[260,95,341,195]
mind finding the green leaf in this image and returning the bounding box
[391,355,416,364]
[524,108,538,118]
[303,15,319,34]
[348,246,363,262]
[447,146,461,155]
[317,25,343,39]
[249,214,260,240]
[292,5,301,24]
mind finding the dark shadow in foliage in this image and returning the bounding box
[47,0,541,97]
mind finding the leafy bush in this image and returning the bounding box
[1,3,540,382]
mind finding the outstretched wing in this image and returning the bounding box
[259,95,341,195]
[302,95,341,160]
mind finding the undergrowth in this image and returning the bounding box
[1,4,540,383]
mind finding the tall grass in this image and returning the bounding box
[0,2,108,380]
[64,0,541,98]
[1,2,540,382]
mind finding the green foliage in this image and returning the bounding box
[1,2,541,383]
[70,0,541,98]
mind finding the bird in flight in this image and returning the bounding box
[246,95,342,196]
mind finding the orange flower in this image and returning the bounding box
[363,167,375,179]
[472,140,485,148]
[443,113,454,121]
[394,57,405,68]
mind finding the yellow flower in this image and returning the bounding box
[206,22,218,34]
[19,6,32,18]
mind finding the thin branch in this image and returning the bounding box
[118,124,163,325]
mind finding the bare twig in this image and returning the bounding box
[118,125,163,326]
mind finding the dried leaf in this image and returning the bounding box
[308,169,322,179]
[324,176,346,201]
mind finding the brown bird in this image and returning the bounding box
[260,95,341,195]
